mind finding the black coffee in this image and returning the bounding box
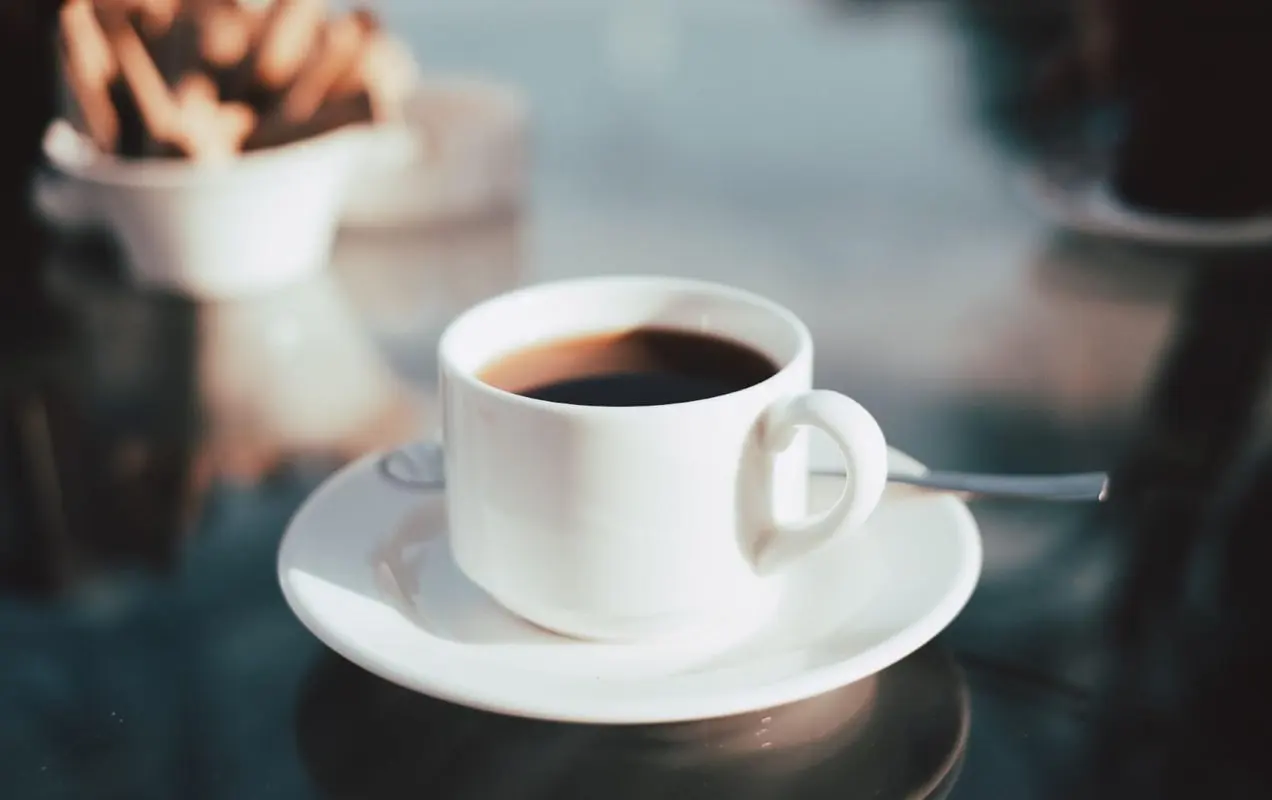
[478,327,779,407]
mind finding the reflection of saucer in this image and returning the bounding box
[293,645,968,799]
[1022,163,1272,248]
[278,448,981,724]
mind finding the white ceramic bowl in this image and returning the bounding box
[42,119,369,300]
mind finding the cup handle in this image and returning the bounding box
[751,390,889,575]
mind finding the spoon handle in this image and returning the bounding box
[382,442,1110,503]
[870,470,1109,502]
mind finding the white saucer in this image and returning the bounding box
[278,447,982,724]
[1021,163,1272,248]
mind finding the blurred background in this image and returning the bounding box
[3,0,1272,798]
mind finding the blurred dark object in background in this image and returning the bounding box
[0,0,60,202]
[1104,1,1272,218]
[939,2,1272,793]
[1091,257,1272,798]
[0,243,204,599]
[0,1,207,598]
[0,0,61,308]
[0,0,68,593]
[951,0,1104,159]
[952,0,1272,219]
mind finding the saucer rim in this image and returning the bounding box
[1020,165,1272,247]
[278,447,983,724]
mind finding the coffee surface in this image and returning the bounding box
[478,327,779,407]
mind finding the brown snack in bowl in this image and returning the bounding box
[108,78,181,158]
[141,0,181,37]
[130,0,181,39]
[59,0,120,151]
[330,29,416,123]
[92,0,180,38]
[170,71,257,160]
[138,14,205,98]
[62,0,415,158]
[104,13,255,161]
[254,0,325,90]
[200,2,269,70]
[95,0,191,89]
[175,70,220,106]
[278,10,375,123]
[199,1,275,102]
[243,89,371,151]
[84,1,194,156]
[101,12,181,148]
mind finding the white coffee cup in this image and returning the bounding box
[438,276,889,641]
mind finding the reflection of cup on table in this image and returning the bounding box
[198,270,419,481]
[43,119,367,299]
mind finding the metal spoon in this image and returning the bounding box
[379,442,1109,503]
[870,469,1107,502]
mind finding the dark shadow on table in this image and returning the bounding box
[1081,252,1272,799]
[0,236,205,597]
[294,644,967,800]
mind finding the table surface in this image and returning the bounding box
[3,1,1268,798]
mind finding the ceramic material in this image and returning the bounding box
[437,276,889,641]
[40,119,367,299]
[341,76,527,228]
[379,440,1111,502]
[1022,162,1272,247]
[39,78,528,236]
[277,447,982,724]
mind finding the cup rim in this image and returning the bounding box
[438,275,814,416]
[42,117,371,188]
